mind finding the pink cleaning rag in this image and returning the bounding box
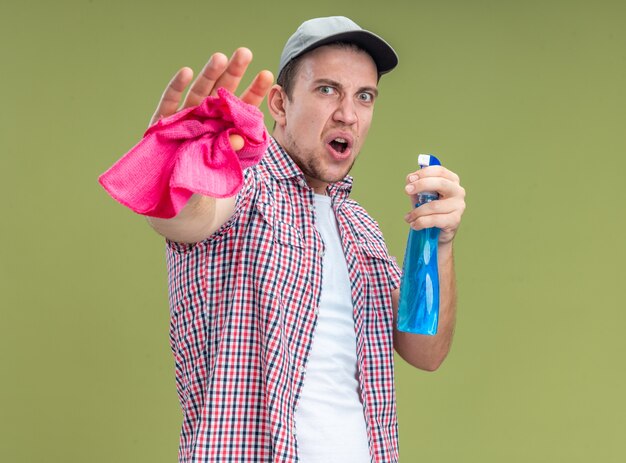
[98,87,269,218]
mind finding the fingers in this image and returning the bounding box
[404,197,465,224]
[403,165,466,244]
[406,210,462,232]
[240,70,275,106]
[404,198,465,246]
[181,48,272,109]
[150,48,273,134]
[228,134,245,151]
[182,52,229,109]
[150,67,194,126]
[406,209,464,245]
[405,176,465,200]
[210,47,254,97]
[406,166,460,185]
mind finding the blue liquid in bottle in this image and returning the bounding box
[397,154,441,335]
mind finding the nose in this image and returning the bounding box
[332,96,358,125]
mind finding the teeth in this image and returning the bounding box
[334,138,347,144]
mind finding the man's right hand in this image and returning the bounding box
[146,49,274,244]
[149,47,274,149]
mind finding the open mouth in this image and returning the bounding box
[329,138,349,154]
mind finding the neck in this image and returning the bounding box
[307,177,329,195]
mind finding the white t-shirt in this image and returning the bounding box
[294,194,371,463]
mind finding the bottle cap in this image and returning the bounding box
[418,154,441,168]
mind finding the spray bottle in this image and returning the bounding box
[397,154,441,335]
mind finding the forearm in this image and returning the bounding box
[393,242,457,371]
[147,194,236,244]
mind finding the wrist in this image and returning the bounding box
[438,240,454,261]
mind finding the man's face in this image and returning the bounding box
[274,45,379,193]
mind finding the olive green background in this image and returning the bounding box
[1,0,624,461]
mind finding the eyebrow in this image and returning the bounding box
[312,78,379,98]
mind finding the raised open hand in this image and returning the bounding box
[149,48,274,149]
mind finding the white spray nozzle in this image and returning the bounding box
[418,153,441,168]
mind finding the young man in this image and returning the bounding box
[147,16,465,463]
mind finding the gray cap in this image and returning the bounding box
[278,16,398,77]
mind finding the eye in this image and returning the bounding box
[357,92,374,103]
[318,85,335,95]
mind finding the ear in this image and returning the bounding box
[267,84,288,127]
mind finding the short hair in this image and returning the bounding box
[276,42,379,101]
